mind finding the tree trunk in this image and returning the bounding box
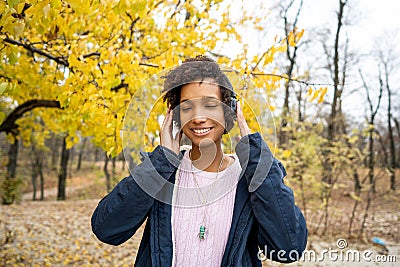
[327,0,346,142]
[7,138,19,178]
[387,111,396,192]
[280,79,291,147]
[95,147,100,162]
[68,146,74,178]
[51,136,59,171]
[296,88,303,123]
[57,137,70,200]
[279,0,302,147]
[359,186,373,239]
[76,137,87,171]
[104,152,111,192]
[30,144,45,201]
[353,168,361,194]
[121,154,125,171]
[2,137,19,204]
[393,117,400,168]
[348,166,361,237]
[112,156,116,187]
[31,145,38,201]
[368,127,375,193]
[360,67,383,193]
[323,0,347,185]
[31,171,37,201]
[123,147,137,174]
[39,160,45,201]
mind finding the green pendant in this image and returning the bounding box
[198,225,206,240]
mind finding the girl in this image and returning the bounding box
[91,55,308,266]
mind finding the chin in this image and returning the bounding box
[186,134,224,147]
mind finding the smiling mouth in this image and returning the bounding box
[191,127,213,135]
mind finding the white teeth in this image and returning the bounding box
[193,128,211,134]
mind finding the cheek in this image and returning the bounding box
[211,106,225,125]
[214,111,225,126]
[179,110,191,126]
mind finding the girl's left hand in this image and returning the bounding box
[237,101,252,137]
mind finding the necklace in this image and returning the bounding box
[189,150,224,241]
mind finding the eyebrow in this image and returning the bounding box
[180,96,220,103]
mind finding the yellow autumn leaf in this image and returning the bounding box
[317,87,328,104]
[268,104,275,111]
[282,149,292,158]
[309,90,319,102]
[307,87,313,96]
[288,31,296,46]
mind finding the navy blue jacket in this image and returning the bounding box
[91,132,308,266]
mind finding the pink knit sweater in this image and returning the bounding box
[171,150,241,267]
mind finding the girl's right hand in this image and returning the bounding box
[160,108,182,155]
[237,101,252,138]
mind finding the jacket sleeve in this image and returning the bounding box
[91,145,180,246]
[235,132,308,263]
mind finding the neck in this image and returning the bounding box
[190,143,223,172]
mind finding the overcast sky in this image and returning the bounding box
[223,0,400,120]
[301,0,400,51]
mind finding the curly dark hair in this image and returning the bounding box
[162,55,236,134]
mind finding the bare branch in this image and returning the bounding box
[82,52,101,59]
[170,0,183,20]
[138,62,159,68]
[222,69,333,87]
[0,100,61,134]
[359,67,383,120]
[249,72,332,87]
[3,37,69,66]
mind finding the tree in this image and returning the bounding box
[374,31,399,191]
[381,56,396,191]
[278,0,304,146]
[316,0,353,189]
[359,67,383,192]
[1,0,287,202]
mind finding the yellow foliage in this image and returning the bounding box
[317,87,328,103]
[0,0,306,160]
[307,87,328,104]
[282,149,292,158]
[287,28,304,47]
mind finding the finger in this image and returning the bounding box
[161,109,168,125]
[175,129,183,143]
[237,101,244,119]
[162,108,172,128]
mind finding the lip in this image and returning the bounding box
[191,127,214,136]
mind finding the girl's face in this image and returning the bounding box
[179,82,225,147]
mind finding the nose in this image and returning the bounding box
[191,105,208,123]
[191,115,207,124]
[190,104,207,124]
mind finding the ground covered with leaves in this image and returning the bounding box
[1,165,399,266]
[1,198,399,267]
[0,200,142,267]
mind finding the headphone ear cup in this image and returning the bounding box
[230,96,237,115]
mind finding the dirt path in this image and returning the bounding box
[21,182,95,201]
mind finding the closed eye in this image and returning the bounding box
[205,101,219,108]
[181,106,192,111]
